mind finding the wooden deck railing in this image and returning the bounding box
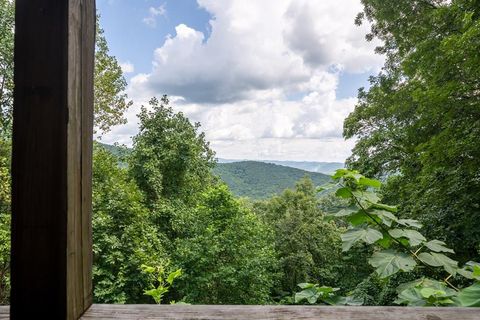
[1,305,480,320]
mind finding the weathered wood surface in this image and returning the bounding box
[1,305,479,319]
[67,0,95,318]
[80,305,479,320]
[0,307,7,320]
[11,0,95,319]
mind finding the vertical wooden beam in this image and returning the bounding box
[11,0,95,319]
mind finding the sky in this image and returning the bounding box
[97,0,384,162]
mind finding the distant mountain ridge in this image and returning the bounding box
[97,143,337,199]
[213,161,331,199]
[217,158,343,175]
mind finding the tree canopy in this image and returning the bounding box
[344,0,480,261]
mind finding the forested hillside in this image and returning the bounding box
[96,145,332,199]
[218,159,344,175]
[213,161,331,199]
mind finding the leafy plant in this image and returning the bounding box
[141,263,182,304]
[295,283,362,306]
[322,168,480,306]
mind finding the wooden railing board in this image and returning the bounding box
[1,305,479,319]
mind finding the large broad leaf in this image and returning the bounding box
[418,252,458,275]
[297,283,315,289]
[167,268,182,285]
[369,249,416,278]
[370,209,397,226]
[371,202,398,213]
[456,283,480,307]
[294,287,319,304]
[394,287,427,306]
[341,227,383,252]
[352,190,380,204]
[333,207,358,217]
[424,240,454,254]
[325,295,364,306]
[358,177,382,188]
[388,229,426,247]
[335,187,352,199]
[332,169,350,180]
[397,219,423,229]
[347,210,379,226]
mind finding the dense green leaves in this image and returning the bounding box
[94,16,132,133]
[130,96,216,205]
[173,185,277,304]
[346,0,480,262]
[213,161,330,199]
[456,283,480,307]
[417,252,458,275]
[92,144,168,303]
[388,229,426,247]
[424,240,454,254]
[341,227,383,251]
[395,278,457,306]
[0,138,10,303]
[369,250,416,278]
[0,0,14,137]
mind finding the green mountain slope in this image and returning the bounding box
[97,143,333,199]
[213,161,331,199]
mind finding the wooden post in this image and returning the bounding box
[11,0,95,319]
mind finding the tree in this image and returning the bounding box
[0,138,10,304]
[316,169,480,307]
[129,95,216,205]
[94,17,133,134]
[344,0,480,262]
[253,177,357,298]
[0,0,14,137]
[92,144,168,303]
[172,184,278,304]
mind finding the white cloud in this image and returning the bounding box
[143,3,167,28]
[119,61,135,74]
[104,0,384,162]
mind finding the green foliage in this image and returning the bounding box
[172,184,277,304]
[456,282,480,307]
[254,177,359,298]
[0,0,14,137]
[369,250,416,278]
[327,168,480,307]
[129,95,216,205]
[141,263,182,304]
[294,283,362,306]
[345,0,480,262]
[94,16,133,134]
[0,137,10,304]
[395,278,457,306]
[92,144,168,303]
[213,161,330,199]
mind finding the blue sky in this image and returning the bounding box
[97,0,383,162]
[97,0,212,76]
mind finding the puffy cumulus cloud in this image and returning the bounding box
[283,0,383,72]
[104,0,384,161]
[132,0,382,104]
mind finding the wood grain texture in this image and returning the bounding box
[1,305,479,320]
[11,1,94,319]
[67,0,95,318]
[81,305,480,320]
